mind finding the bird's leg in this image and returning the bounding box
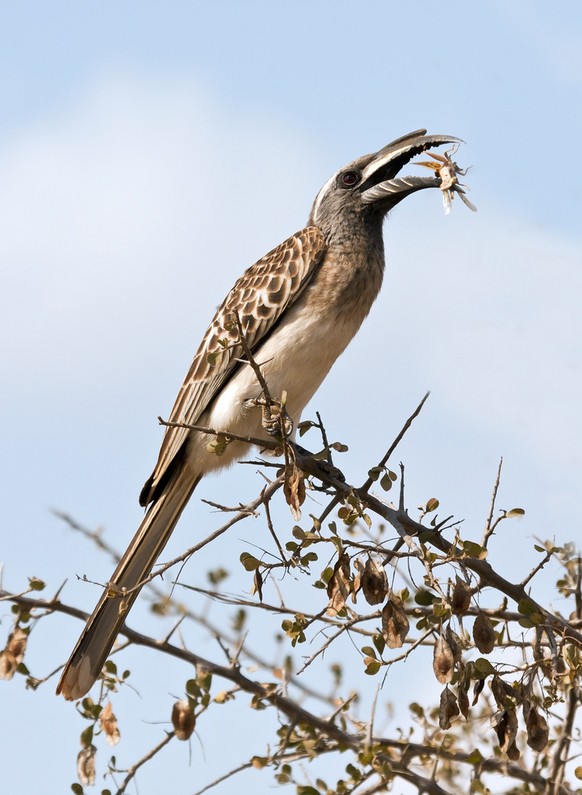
[249,392,294,439]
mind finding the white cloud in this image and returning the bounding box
[0,70,319,400]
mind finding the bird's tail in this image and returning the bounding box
[57,466,200,700]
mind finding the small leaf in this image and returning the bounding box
[367,467,382,482]
[364,659,381,675]
[415,589,437,606]
[439,686,459,729]
[506,508,525,518]
[380,473,393,491]
[239,552,260,571]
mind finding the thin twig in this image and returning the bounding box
[482,457,503,546]
[113,731,174,794]
[359,391,430,494]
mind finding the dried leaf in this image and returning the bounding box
[457,681,470,719]
[252,569,264,601]
[326,553,351,616]
[451,577,471,615]
[472,677,485,706]
[490,676,517,710]
[99,702,121,746]
[523,702,549,752]
[0,627,27,680]
[284,460,306,520]
[0,650,17,680]
[172,699,196,741]
[439,686,460,729]
[473,612,496,654]
[433,634,455,684]
[361,557,389,606]
[494,708,519,760]
[445,626,463,663]
[381,595,409,649]
[77,745,96,786]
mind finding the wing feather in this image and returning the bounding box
[140,226,327,505]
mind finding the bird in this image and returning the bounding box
[57,128,460,700]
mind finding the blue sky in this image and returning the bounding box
[1,2,582,793]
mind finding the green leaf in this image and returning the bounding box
[506,508,525,518]
[330,442,348,453]
[465,748,484,765]
[240,552,260,571]
[364,660,381,675]
[367,467,383,481]
[380,473,393,491]
[373,632,386,656]
[415,589,437,606]
[473,657,495,677]
[462,540,488,560]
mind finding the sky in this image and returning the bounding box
[1,2,582,793]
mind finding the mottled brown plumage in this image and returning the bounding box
[140,227,326,506]
[58,129,460,700]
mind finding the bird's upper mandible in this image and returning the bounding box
[308,129,465,233]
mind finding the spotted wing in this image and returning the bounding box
[140,225,327,505]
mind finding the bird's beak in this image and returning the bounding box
[360,129,463,209]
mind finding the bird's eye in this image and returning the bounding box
[339,170,360,188]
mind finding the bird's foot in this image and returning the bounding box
[249,395,294,438]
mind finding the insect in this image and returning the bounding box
[417,144,477,214]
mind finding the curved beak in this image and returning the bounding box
[360,129,463,208]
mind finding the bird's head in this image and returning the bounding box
[309,129,463,236]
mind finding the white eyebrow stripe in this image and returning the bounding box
[311,171,338,223]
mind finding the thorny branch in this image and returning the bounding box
[3,589,577,795]
[3,392,582,795]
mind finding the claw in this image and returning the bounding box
[248,394,294,438]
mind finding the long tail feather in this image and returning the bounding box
[57,467,200,700]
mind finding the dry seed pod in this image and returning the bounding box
[0,626,27,681]
[326,552,351,616]
[445,625,463,663]
[361,557,389,606]
[439,686,460,729]
[457,681,470,719]
[381,595,409,649]
[451,577,471,615]
[523,702,549,752]
[284,459,305,520]
[99,702,120,747]
[473,611,496,654]
[433,634,455,684]
[172,699,196,741]
[77,745,97,786]
[495,708,520,760]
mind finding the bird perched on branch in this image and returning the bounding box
[58,129,462,699]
